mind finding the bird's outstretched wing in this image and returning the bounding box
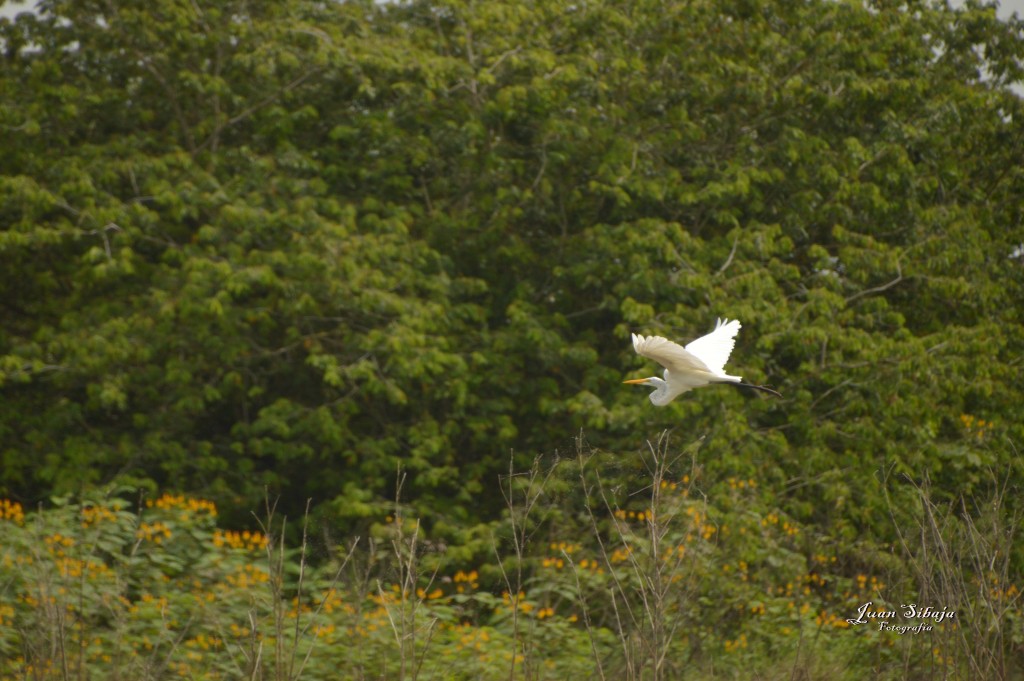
[684,318,740,377]
[631,333,713,375]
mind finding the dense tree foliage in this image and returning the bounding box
[2,0,1023,539]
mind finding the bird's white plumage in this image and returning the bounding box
[627,318,746,406]
[681,317,741,376]
[631,334,715,375]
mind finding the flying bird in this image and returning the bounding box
[624,318,781,405]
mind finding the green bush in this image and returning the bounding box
[2,436,1018,680]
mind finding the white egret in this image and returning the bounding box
[624,318,781,405]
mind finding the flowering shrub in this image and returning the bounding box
[0,452,1019,680]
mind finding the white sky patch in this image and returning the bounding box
[0,1,34,21]
[992,0,1024,18]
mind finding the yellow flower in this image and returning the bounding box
[136,521,172,543]
[213,529,268,551]
[0,499,25,523]
[147,493,217,516]
[81,505,119,527]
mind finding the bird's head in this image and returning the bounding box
[623,375,669,391]
[623,376,673,406]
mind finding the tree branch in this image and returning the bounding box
[845,261,903,304]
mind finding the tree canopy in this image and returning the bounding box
[2,0,1023,538]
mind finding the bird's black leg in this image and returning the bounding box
[721,381,782,398]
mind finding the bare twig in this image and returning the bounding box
[716,236,739,276]
[845,261,903,304]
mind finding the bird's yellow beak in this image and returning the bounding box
[622,378,650,385]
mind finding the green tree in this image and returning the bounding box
[2,0,1023,544]
[0,0,485,522]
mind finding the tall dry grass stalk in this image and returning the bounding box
[495,451,559,680]
[241,495,353,681]
[377,467,440,681]
[573,430,700,681]
[885,468,1023,680]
